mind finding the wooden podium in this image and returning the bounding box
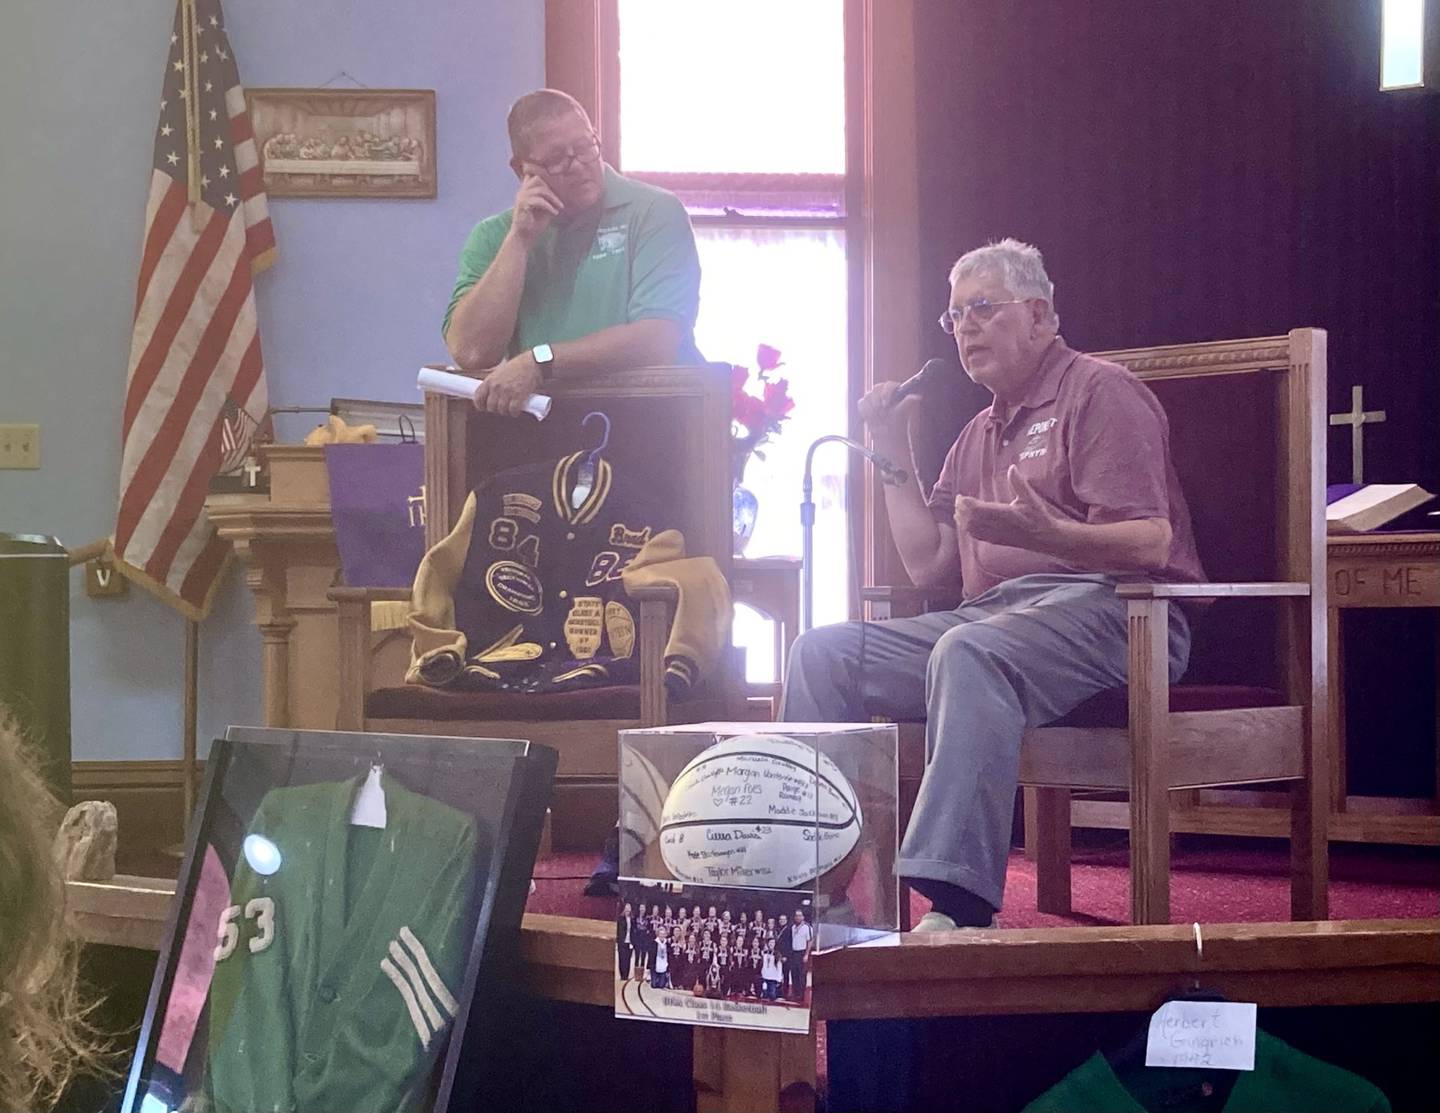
[206,446,352,729]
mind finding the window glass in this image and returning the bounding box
[618,0,846,174]
[694,226,851,634]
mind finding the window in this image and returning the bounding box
[1381,0,1426,89]
[616,0,854,680]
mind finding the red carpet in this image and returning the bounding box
[529,838,1440,926]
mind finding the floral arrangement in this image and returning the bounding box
[730,343,795,485]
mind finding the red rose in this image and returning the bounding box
[762,378,794,418]
[733,392,766,433]
[756,344,783,373]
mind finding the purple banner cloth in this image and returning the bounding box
[325,443,426,587]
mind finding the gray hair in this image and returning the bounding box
[948,238,1059,327]
[506,89,592,158]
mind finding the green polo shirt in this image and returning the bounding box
[444,165,702,363]
[1022,1031,1390,1113]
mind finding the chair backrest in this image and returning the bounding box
[421,365,736,693]
[1092,330,1327,695]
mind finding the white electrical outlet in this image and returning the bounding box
[0,424,41,469]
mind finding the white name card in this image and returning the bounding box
[1144,1000,1257,1071]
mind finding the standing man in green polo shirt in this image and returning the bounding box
[444,88,703,416]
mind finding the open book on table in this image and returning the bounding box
[1326,483,1436,533]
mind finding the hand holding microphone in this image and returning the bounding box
[889,357,949,407]
[858,358,949,434]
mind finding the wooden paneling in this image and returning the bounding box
[856,0,921,594]
[71,760,196,876]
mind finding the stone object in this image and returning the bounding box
[53,800,118,881]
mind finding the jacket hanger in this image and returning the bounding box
[570,411,611,510]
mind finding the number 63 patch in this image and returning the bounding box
[214,897,277,960]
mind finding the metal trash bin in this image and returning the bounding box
[0,533,71,801]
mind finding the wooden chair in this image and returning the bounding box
[865,330,1329,924]
[330,365,745,849]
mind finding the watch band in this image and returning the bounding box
[532,343,555,382]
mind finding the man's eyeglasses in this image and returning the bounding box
[530,134,601,177]
[938,298,1028,334]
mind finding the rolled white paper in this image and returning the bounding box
[416,366,552,420]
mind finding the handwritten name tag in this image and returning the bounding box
[1144,1000,1257,1071]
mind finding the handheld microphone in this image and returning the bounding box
[887,358,949,408]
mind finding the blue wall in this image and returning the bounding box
[0,0,543,759]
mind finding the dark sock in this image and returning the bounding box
[906,878,994,926]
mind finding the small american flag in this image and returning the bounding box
[112,0,275,618]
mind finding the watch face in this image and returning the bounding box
[533,344,554,364]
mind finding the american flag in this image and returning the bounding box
[112,0,275,618]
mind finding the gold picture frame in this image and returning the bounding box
[246,87,436,199]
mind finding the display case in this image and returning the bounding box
[614,721,898,1033]
[120,726,555,1113]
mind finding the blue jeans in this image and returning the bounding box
[780,574,1191,909]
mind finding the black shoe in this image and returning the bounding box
[584,827,621,897]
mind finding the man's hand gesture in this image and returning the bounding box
[508,174,563,247]
[473,354,544,418]
[954,465,1065,551]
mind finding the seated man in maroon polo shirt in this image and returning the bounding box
[779,238,1205,931]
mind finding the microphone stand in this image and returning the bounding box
[800,434,907,633]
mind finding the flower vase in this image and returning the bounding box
[732,482,759,554]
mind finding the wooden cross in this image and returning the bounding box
[1328,385,1386,484]
[241,455,263,487]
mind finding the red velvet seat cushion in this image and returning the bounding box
[367,684,646,721]
[881,684,1287,727]
[1049,684,1287,728]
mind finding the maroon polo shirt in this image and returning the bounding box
[927,338,1205,600]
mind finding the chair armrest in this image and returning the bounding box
[327,586,412,604]
[329,587,410,730]
[626,583,680,605]
[1114,581,1311,600]
[861,584,963,618]
[636,592,676,726]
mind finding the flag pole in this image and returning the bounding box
[163,618,200,860]
[183,618,198,830]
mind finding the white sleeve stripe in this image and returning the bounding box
[380,957,433,1050]
[399,925,460,1017]
[388,939,446,1032]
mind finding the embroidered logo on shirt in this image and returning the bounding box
[1019,416,1058,462]
[591,223,628,260]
